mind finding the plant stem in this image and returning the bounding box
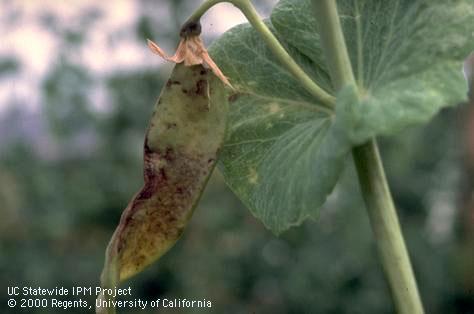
[352,141,424,314]
[311,0,354,88]
[185,0,335,109]
[311,1,424,313]
[186,0,223,23]
[231,0,335,108]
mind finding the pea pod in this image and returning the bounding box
[96,63,228,313]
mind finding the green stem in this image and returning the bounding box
[311,0,354,88]
[352,141,424,314]
[185,0,335,109]
[311,1,424,313]
[186,0,223,23]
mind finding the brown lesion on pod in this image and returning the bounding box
[228,93,241,103]
[99,63,228,287]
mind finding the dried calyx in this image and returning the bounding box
[147,20,232,88]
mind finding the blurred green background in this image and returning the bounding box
[0,1,473,313]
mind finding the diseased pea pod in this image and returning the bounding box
[96,63,228,314]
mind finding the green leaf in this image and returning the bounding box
[345,63,466,143]
[273,0,474,142]
[210,0,473,234]
[210,24,350,234]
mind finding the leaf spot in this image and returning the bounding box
[248,168,259,185]
[268,102,281,114]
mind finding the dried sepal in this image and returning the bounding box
[147,23,232,88]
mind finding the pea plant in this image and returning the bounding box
[96,0,474,313]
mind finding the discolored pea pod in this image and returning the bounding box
[96,63,228,314]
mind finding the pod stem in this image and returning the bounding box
[311,1,424,313]
[185,0,335,109]
[96,237,120,314]
[186,0,223,23]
